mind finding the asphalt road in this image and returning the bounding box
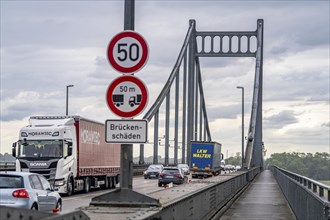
[61,176,162,214]
[61,171,233,214]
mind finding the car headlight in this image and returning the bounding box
[144,171,147,175]
[54,179,66,186]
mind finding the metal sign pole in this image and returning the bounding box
[120,0,135,190]
[91,0,159,207]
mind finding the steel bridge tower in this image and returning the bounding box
[140,19,264,169]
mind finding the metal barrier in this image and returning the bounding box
[0,162,148,176]
[0,206,90,220]
[0,162,16,171]
[270,166,330,220]
[147,168,260,219]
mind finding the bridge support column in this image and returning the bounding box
[186,19,196,166]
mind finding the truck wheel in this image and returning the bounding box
[108,177,113,189]
[84,177,90,193]
[104,177,109,189]
[111,177,116,189]
[67,178,73,196]
[104,176,110,189]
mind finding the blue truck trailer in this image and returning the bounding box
[190,141,222,178]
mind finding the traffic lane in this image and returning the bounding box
[60,173,233,214]
[60,177,162,214]
[61,189,115,214]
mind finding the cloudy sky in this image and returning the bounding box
[1,1,329,159]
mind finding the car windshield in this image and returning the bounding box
[0,175,24,188]
[18,140,63,158]
[163,169,180,174]
[148,165,162,170]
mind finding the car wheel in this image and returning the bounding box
[56,200,62,212]
[158,183,162,187]
[144,176,147,179]
[31,203,38,210]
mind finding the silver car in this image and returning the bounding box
[0,171,62,212]
[177,164,190,175]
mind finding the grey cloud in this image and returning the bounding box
[206,104,241,121]
[264,110,299,129]
[322,121,330,127]
[264,70,329,102]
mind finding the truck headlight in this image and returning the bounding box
[54,179,66,186]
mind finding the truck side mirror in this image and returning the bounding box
[12,143,17,157]
[68,142,73,156]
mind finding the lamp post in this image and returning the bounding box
[236,86,244,167]
[66,85,74,116]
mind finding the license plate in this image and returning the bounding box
[167,176,173,178]
[150,175,156,177]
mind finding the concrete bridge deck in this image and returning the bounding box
[220,169,296,220]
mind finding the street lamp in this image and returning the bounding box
[66,85,74,116]
[236,86,244,167]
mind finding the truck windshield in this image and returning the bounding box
[17,140,63,158]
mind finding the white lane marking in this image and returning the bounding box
[62,189,114,201]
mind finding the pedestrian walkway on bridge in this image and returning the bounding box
[220,170,296,220]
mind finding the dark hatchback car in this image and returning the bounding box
[144,164,164,179]
[158,167,188,187]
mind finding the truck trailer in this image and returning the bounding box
[190,141,222,178]
[12,116,120,196]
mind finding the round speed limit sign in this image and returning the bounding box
[107,31,149,74]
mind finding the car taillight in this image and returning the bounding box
[160,173,166,177]
[53,208,60,213]
[12,189,29,198]
[175,174,183,179]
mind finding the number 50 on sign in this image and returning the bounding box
[107,31,149,74]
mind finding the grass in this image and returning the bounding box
[319,180,330,186]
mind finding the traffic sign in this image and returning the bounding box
[105,119,147,143]
[107,31,149,74]
[106,75,148,118]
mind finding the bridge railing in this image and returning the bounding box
[0,162,16,171]
[270,166,330,220]
[0,161,148,176]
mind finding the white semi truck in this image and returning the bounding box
[12,116,121,196]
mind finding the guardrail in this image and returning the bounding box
[0,162,16,171]
[0,161,149,176]
[0,167,260,220]
[148,167,260,219]
[270,166,330,220]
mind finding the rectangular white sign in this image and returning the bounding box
[105,119,147,143]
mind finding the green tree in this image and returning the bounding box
[266,152,330,181]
